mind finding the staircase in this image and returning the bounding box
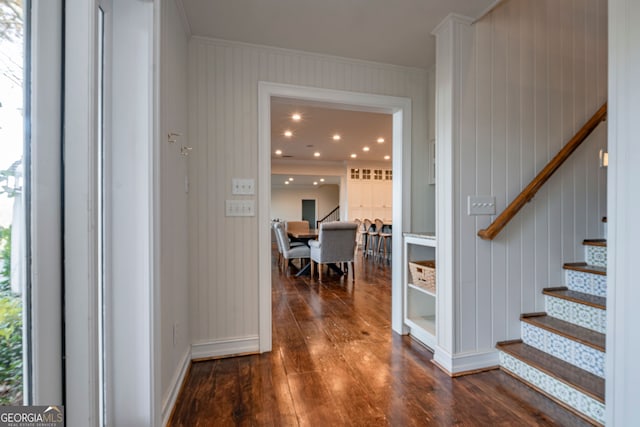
[497,239,607,426]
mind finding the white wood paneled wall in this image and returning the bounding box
[188,38,431,349]
[159,0,191,420]
[454,0,607,355]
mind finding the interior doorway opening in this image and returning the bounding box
[258,82,412,352]
[301,199,317,228]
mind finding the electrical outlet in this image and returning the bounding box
[468,196,496,215]
[232,178,255,195]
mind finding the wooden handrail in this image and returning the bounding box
[478,103,607,241]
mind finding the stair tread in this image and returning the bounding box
[583,239,607,247]
[497,340,605,403]
[563,262,607,276]
[521,313,606,351]
[543,287,606,310]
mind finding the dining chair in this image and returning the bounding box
[308,221,358,281]
[274,222,310,274]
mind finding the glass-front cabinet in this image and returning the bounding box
[403,232,436,350]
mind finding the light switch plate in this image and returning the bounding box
[232,178,255,195]
[468,196,496,215]
[225,200,255,217]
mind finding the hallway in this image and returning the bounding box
[169,251,589,426]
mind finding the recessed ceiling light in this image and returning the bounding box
[332,134,341,141]
[377,137,385,143]
[292,113,301,121]
[320,178,325,182]
[284,130,293,137]
[288,177,294,181]
[384,155,391,160]
[313,181,318,185]
[363,146,370,152]
[314,152,320,157]
[284,181,289,185]
[350,154,357,158]
[275,149,282,155]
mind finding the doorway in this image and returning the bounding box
[301,199,316,228]
[258,82,411,352]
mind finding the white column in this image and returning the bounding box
[607,0,640,425]
[431,14,473,374]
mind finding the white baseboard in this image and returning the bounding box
[161,348,191,426]
[191,335,260,360]
[434,347,499,375]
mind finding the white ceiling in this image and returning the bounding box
[180,0,496,69]
[271,97,393,163]
[272,174,341,188]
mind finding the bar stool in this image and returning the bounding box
[366,218,381,258]
[362,219,373,257]
[375,218,392,260]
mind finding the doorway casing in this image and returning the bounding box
[257,82,412,351]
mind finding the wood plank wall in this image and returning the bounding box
[160,0,191,411]
[455,0,607,354]
[187,38,431,348]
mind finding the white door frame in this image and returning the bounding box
[257,82,412,351]
[29,0,64,405]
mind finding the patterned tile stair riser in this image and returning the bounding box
[566,270,606,298]
[545,295,606,334]
[521,322,605,378]
[500,352,605,425]
[585,245,607,268]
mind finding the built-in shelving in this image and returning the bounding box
[403,232,436,350]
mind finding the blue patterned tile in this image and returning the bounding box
[585,245,607,268]
[500,352,605,425]
[566,270,607,297]
[521,322,605,378]
[575,345,605,378]
[545,295,606,333]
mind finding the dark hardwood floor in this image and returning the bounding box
[169,248,590,426]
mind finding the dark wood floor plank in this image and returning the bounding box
[169,248,590,426]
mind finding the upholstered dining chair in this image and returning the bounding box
[274,222,310,273]
[309,221,358,281]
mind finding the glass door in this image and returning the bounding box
[0,0,28,406]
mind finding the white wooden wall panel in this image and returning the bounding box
[159,0,190,418]
[452,0,607,354]
[188,38,431,348]
[607,1,640,423]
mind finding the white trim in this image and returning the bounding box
[432,13,473,370]
[161,348,190,427]
[191,336,260,360]
[29,0,63,405]
[431,13,474,37]
[258,82,412,351]
[172,0,192,37]
[472,0,507,24]
[193,36,426,73]
[151,0,163,425]
[64,0,101,423]
[434,347,499,375]
[607,0,640,424]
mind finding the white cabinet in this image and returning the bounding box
[347,165,392,221]
[403,233,436,350]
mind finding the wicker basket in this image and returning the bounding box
[408,260,436,294]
